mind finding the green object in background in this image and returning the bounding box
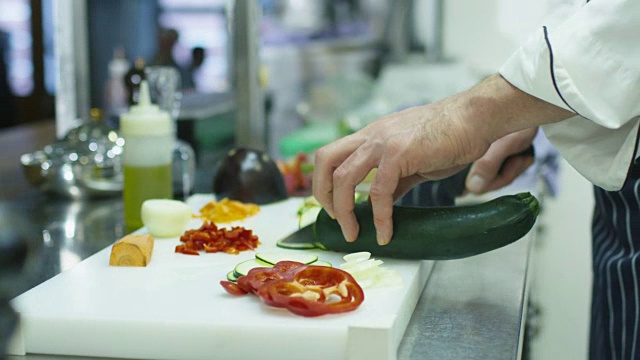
[194,112,236,151]
[279,121,342,158]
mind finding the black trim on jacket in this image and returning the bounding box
[543,25,583,117]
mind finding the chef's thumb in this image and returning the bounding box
[464,158,494,194]
[466,172,487,194]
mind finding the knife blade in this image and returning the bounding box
[276,224,320,249]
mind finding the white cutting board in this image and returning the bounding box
[9,195,433,360]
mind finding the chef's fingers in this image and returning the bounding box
[313,134,364,219]
[331,142,383,242]
[482,156,534,192]
[465,131,535,194]
[369,155,402,246]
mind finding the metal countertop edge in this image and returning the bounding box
[397,226,537,360]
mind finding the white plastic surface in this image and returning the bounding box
[10,196,433,360]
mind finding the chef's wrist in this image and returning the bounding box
[459,73,573,144]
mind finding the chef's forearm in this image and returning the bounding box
[455,73,574,145]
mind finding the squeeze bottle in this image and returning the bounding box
[120,80,174,231]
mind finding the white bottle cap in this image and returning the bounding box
[120,80,173,136]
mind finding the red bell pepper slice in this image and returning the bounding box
[223,261,306,295]
[261,266,364,317]
[221,261,364,317]
[220,280,248,295]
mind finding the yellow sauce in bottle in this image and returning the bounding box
[120,80,175,233]
[123,164,172,231]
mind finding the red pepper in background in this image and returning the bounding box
[277,152,313,195]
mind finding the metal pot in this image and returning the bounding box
[20,117,124,199]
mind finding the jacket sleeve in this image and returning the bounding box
[499,0,640,191]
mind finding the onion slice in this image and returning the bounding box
[339,252,404,289]
[141,199,193,238]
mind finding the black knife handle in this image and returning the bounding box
[397,145,535,207]
[443,144,535,200]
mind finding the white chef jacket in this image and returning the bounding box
[499,0,640,191]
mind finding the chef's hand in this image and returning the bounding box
[313,98,490,246]
[312,74,573,247]
[465,127,538,194]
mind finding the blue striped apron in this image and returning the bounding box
[590,157,640,359]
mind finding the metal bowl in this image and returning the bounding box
[20,120,124,199]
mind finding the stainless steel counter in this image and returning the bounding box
[2,190,535,360]
[399,229,533,359]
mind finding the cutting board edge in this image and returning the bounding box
[346,260,434,360]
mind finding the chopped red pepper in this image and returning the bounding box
[174,244,199,256]
[176,221,260,255]
[220,261,364,317]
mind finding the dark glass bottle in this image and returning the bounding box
[124,57,146,105]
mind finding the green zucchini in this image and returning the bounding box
[229,253,330,281]
[227,270,239,282]
[309,260,332,267]
[233,258,271,278]
[313,192,540,260]
[255,252,318,266]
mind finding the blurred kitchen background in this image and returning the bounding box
[0,0,592,358]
